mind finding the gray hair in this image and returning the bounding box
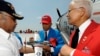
[71,0,93,17]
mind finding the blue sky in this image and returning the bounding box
[5,0,71,32]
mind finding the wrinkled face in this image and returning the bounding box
[66,3,83,26]
[42,23,52,31]
[0,12,17,33]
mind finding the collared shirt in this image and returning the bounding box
[11,32,22,50]
[78,19,91,43]
[44,30,54,52]
[0,28,20,56]
[44,30,49,37]
[70,19,91,56]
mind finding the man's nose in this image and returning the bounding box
[66,12,69,17]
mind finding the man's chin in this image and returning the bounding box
[68,22,73,25]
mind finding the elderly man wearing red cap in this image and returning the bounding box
[38,14,65,56]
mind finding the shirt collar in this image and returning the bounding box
[0,28,10,39]
[79,19,91,33]
[44,30,49,36]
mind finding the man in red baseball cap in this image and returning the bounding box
[38,14,64,56]
[41,15,52,24]
[41,15,52,31]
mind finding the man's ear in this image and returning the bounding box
[0,15,6,23]
[80,7,85,16]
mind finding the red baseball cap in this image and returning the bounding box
[41,15,52,24]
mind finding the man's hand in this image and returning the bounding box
[42,45,51,52]
[29,37,34,42]
[59,44,74,56]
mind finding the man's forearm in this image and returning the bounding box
[20,46,34,53]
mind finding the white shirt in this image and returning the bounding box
[78,19,91,43]
[70,19,91,56]
[0,28,20,56]
[44,30,49,37]
[11,32,22,50]
[44,30,54,52]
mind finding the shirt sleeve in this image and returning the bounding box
[70,49,76,56]
[50,47,54,52]
[14,35,23,49]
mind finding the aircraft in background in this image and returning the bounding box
[91,0,100,23]
[56,0,100,44]
[56,8,74,44]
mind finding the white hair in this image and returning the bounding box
[71,0,93,17]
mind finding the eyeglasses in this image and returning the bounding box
[67,8,81,14]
